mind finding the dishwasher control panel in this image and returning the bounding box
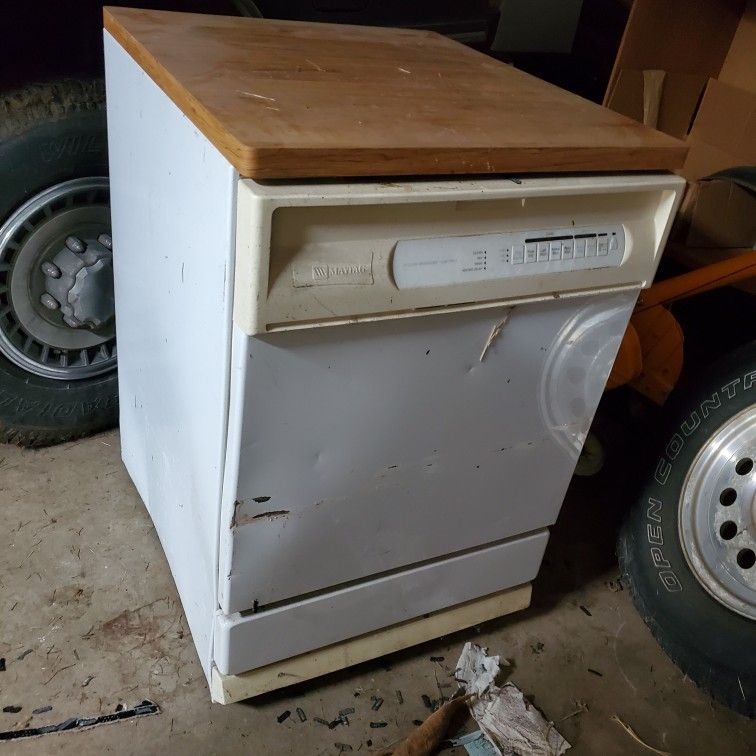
[392,225,625,289]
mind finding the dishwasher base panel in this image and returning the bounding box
[213,528,547,676]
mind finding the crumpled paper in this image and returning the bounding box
[455,642,570,756]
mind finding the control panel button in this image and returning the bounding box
[597,235,608,256]
[561,239,574,259]
[525,243,537,263]
[549,241,561,261]
[574,238,586,258]
[537,241,549,262]
[586,236,597,257]
[512,244,524,264]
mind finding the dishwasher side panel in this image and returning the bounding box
[106,33,237,679]
[219,290,637,613]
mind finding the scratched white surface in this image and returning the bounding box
[219,292,637,622]
[106,32,237,679]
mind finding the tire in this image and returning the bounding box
[0,79,117,447]
[618,340,756,717]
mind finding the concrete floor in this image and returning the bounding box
[1,429,754,755]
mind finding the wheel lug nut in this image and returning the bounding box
[40,293,59,310]
[98,233,112,250]
[41,261,61,278]
[65,236,85,253]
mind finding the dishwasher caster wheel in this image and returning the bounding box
[619,340,756,717]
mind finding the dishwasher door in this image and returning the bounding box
[218,289,637,614]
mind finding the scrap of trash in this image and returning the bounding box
[0,700,160,742]
[272,642,667,756]
[454,643,570,756]
[392,643,570,756]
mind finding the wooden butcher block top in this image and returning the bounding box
[104,7,687,179]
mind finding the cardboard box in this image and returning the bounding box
[683,79,756,181]
[603,0,745,104]
[606,69,707,138]
[719,0,756,93]
[606,0,756,268]
[684,179,756,248]
[674,78,756,251]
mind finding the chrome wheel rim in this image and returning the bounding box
[679,405,756,620]
[0,178,116,380]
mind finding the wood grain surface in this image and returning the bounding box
[104,7,687,179]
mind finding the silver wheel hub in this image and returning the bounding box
[0,178,116,380]
[679,406,756,620]
[42,233,114,329]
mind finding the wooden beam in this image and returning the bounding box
[210,584,531,703]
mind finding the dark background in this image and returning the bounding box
[1,1,628,103]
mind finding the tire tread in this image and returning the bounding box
[618,340,756,718]
[0,77,114,449]
[0,79,105,141]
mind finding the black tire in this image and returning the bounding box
[0,79,117,447]
[618,340,756,717]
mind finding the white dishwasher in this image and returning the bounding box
[104,10,685,702]
[215,175,683,679]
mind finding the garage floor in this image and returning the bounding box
[1,429,754,755]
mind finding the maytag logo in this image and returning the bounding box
[313,265,329,279]
[314,263,370,280]
[293,258,374,287]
